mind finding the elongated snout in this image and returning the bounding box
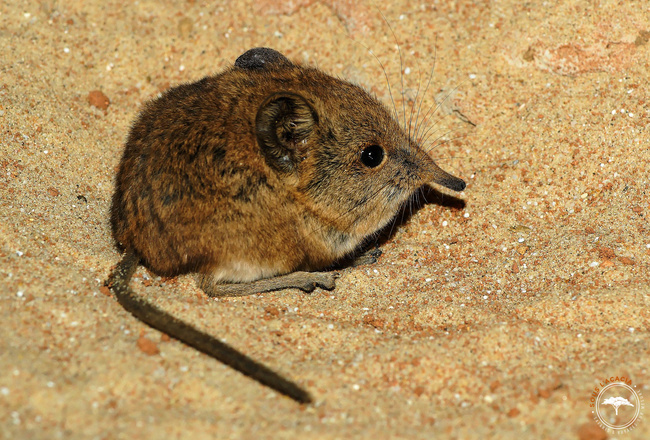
[400,145,466,192]
[430,161,466,191]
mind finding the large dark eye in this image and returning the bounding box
[360,145,384,168]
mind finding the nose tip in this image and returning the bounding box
[439,175,466,192]
[429,161,466,192]
[406,145,466,192]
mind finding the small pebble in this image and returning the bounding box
[137,334,160,356]
[88,90,110,111]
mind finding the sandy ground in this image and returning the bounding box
[1,0,649,439]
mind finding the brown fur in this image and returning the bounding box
[111,48,464,283]
[107,48,465,403]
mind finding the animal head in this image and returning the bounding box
[241,47,466,239]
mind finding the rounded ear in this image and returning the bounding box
[255,93,318,173]
[235,48,292,70]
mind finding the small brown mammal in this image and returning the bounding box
[108,47,465,403]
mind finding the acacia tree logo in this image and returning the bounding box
[602,396,634,415]
[592,381,644,433]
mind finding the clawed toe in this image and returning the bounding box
[317,273,337,291]
[368,249,383,259]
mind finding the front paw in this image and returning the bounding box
[351,248,383,267]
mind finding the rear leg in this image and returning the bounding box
[198,271,337,298]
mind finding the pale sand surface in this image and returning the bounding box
[1,1,649,439]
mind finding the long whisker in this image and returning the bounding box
[355,40,401,124]
[416,78,472,145]
[413,35,438,144]
[375,7,407,129]
[406,58,422,141]
[422,125,462,152]
[423,128,473,157]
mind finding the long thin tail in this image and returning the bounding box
[107,249,313,404]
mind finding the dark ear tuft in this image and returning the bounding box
[255,93,317,173]
[235,48,292,70]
